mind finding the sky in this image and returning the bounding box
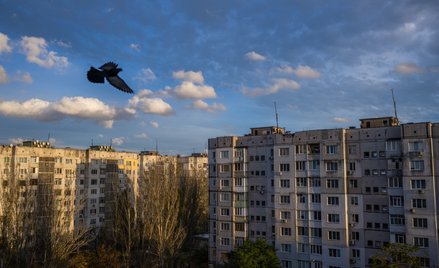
[0,0,438,155]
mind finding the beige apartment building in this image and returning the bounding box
[0,143,207,233]
[208,117,439,268]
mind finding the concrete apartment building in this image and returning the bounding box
[0,142,207,233]
[208,116,439,268]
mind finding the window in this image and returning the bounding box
[328,248,340,257]
[220,150,229,159]
[390,215,405,225]
[395,233,406,244]
[280,164,290,172]
[417,257,430,267]
[326,179,339,188]
[220,193,230,201]
[349,162,356,171]
[219,164,230,173]
[296,144,306,154]
[310,227,322,237]
[312,211,321,221]
[235,177,244,186]
[281,227,291,236]
[413,218,428,228]
[295,161,306,171]
[409,141,423,151]
[280,195,290,204]
[310,177,321,187]
[389,177,403,188]
[412,199,427,208]
[349,179,358,188]
[390,196,404,207]
[281,244,292,253]
[280,211,291,220]
[311,194,321,203]
[351,231,360,240]
[297,194,306,204]
[297,210,308,220]
[351,214,359,223]
[280,179,290,188]
[351,196,359,205]
[386,140,399,151]
[297,243,308,253]
[220,208,230,216]
[326,161,338,171]
[221,237,230,246]
[410,160,424,171]
[352,249,360,258]
[279,148,289,156]
[327,196,339,206]
[413,237,429,248]
[309,160,320,170]
[91,189,97,194]
[326,145,337,154]
[220,222,230,231]
[296,177,307,187]
[327,214,340,223]
[411,179,426,189]
[328,231,340,240]
[310,244,322,254]
[220,179,229,187]
[298,226,308,236]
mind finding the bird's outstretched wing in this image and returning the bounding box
[106,75,134,93]
[87,67,105,83]
[99,62,118,72]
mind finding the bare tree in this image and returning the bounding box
[136,161,186,268]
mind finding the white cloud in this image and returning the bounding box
[56,40,72,48]
[128,89,174,115]
[277,65,321,79]
[0,33,12,54]
[111,137,125,146]
[245,51,266,61]
[188,100,226,112]
[21,36,69,68]
[134,68,156,83]
[174,81,216,99]
[135,133,148,139]
[0,65,7,84]
[0,96,129,128]
[150,121,159,128]
[173,70,204,84]
[394,63,423,74]
[130,43,140,51]
[14,71,33,84]
[9,138,24,145]
[333,117,350,123]
[241,78,300,97]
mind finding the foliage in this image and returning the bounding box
[226,239,281,268]
[370,243,421,268]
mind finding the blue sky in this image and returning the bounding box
[0,0,438,155]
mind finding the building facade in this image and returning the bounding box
[0,143,207,233]
[208,117,439,268]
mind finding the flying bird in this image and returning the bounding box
[87,62,134,93]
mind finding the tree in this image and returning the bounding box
[226,239,281,268]
[135,160,186,267]
[370,243,421,268]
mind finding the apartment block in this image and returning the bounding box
[0,142,207,234]
[208,117,439,268]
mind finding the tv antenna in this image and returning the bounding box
[391,88,398,120]
[274,101,279,130]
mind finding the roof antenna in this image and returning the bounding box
[274,101,279,131]
[91,138,94,146]
[391,88,398,120]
